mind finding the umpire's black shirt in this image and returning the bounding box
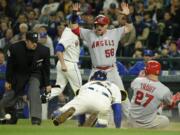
[6,41,50,94]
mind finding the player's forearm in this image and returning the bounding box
[112,103,122,128]
[57,52,66,66]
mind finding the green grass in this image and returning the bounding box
[0,120,180,135]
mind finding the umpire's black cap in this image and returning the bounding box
[26,31,38,43]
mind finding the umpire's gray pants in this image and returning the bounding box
[0,90,17,117]
[28,77,42,119]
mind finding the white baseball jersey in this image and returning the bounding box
[80,81,122,104]
[129,77,172,123]
[59,27,80,63]
[80,27,125,67]
[59,81,121,116]
[50,27,82,97]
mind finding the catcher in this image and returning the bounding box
[51,70,123,128]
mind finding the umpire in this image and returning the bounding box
[0,31,51,125]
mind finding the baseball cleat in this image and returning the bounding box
[53,107,75,126]
[83,112,98,127]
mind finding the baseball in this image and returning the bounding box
[5,114,11,120]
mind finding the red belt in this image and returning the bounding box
[95,65,114,70]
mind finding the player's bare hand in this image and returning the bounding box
[5,82,12,91]
[46,85,52,93]
[120,2,130,15]
[72,2,80,12]
[61,64,68,72]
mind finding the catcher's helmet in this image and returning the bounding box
[145,60,161,75]
[90,70,107,81]
[94,15,110,25]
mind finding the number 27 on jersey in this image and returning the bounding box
[135,90,154,107]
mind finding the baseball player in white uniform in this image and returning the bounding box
[69,2,132,118]
[49,26,82,99]
[52,71,122,128]
[129,60,174,129]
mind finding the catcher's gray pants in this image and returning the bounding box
[28,77,42,119]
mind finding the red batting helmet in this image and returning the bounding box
[94,15,110,25]
[145,60,161,75]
